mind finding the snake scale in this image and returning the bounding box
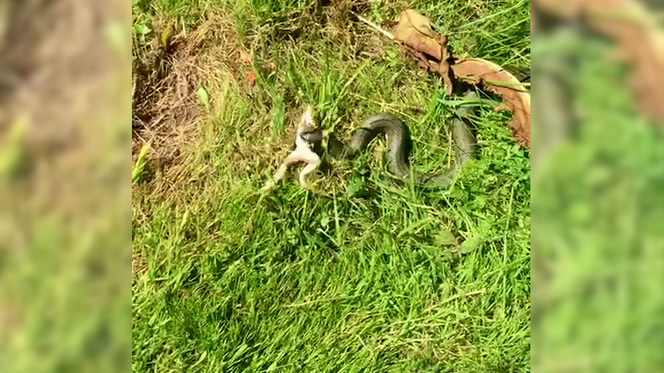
[309,90,479,187]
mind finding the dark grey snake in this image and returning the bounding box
[306,90,479,187]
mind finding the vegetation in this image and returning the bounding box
[132,0,531,371]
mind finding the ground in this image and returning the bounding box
[132,0,531,372]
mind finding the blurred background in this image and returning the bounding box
[0,0,663,372]
[0,0,131,372]
[531,0,664,371]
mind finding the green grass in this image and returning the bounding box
[132,0,531,371]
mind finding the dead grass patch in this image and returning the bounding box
[131,15,247,179]
[132,21,202,171]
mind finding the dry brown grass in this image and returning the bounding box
[132,20,203,164]
[131,15,254,186]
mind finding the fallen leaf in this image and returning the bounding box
[394,10,441,60]
[393,10,453,94]
[196,86,210,111]
[246,70,256,85]
[390,9,530,145]
[237,50,256,85]
[451,58,531,148]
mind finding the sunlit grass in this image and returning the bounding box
[132,0,531,371]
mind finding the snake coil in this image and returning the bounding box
[325,90,479,187]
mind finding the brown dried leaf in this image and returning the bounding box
[393,10,453,94]
[391,10,529,145]
[246,70,256,86]
[238,50,255,85]
[451,58,531,148]
[394,10,441,60]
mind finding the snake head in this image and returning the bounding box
[299,127,325,145]
[297,105,325,145]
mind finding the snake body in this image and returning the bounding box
[324,91,479,187]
